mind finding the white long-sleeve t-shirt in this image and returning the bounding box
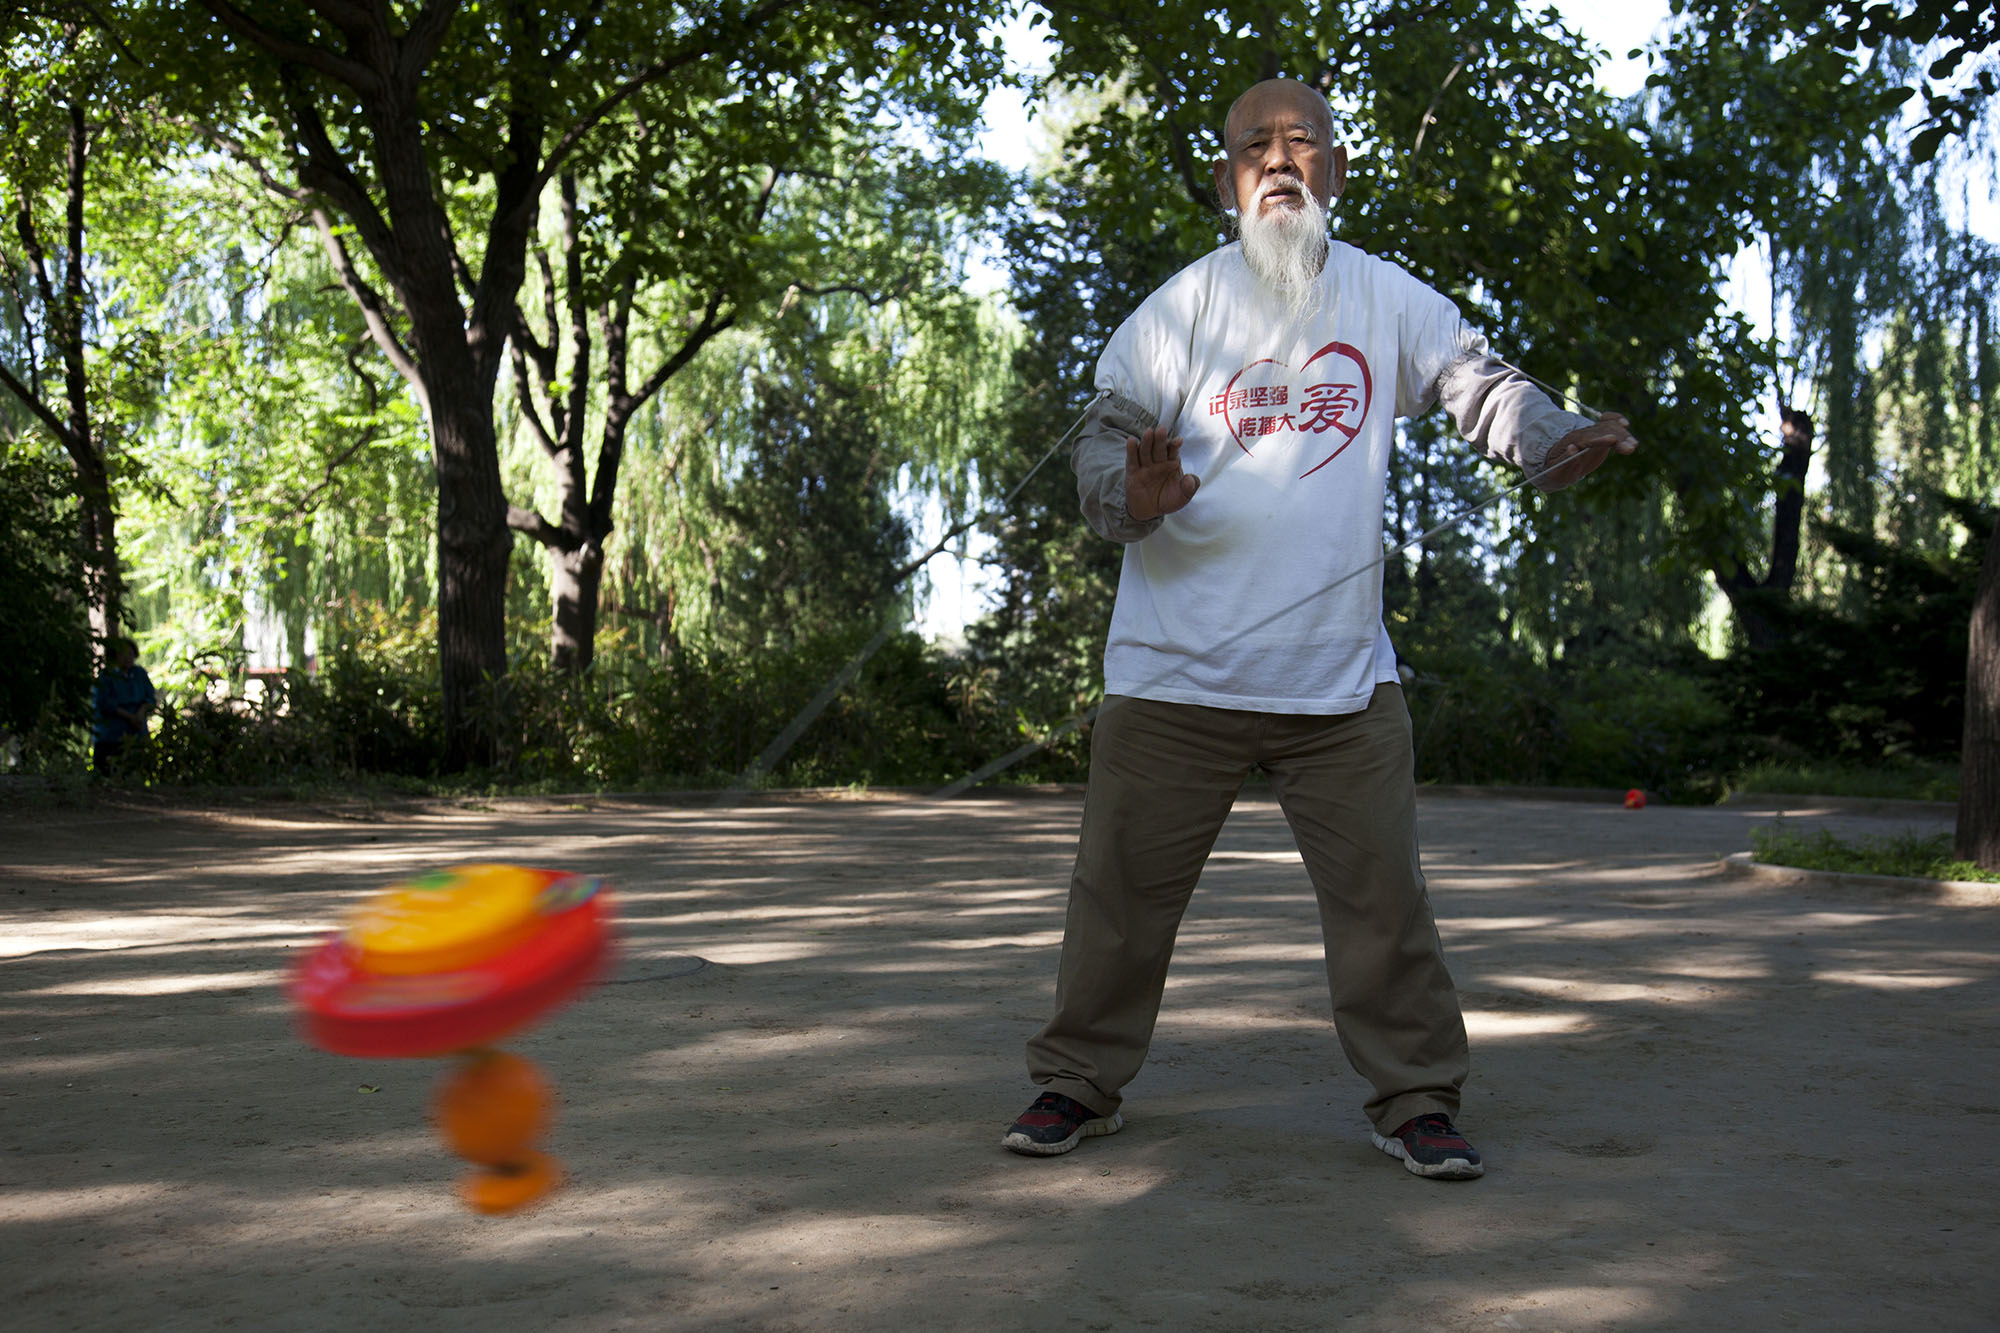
[1078,239,1589,715]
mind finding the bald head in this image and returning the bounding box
[1222,78,1335,149]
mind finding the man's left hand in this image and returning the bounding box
[1540,412,1637,490]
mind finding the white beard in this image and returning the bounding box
[1235,182,1329,317]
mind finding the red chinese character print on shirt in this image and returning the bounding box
[1208,341,1373,479]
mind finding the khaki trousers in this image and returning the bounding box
[1024,684,1469,1135]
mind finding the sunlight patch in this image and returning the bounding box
[932,933,1063,950]
[19,969,282,997]
[1811,970,1979,991]
[1,917,307,958]
[1461,1009,1591,1038]
[691,942,831,965]
[0,1182,173,1222]
[1486,974,1680,1003]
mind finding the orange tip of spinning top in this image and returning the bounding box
[292,864,612,1058]
[1624,788,1647,809]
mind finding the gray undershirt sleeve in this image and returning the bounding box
[1072,390,1165,543]
[1432,350,1594,492]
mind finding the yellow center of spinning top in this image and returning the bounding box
[345,864,548,976]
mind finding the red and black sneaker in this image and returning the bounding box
[1001,1091,1124,1156]
[1372,1112,1484,1179]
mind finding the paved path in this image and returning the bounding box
[2,790,1992,1330]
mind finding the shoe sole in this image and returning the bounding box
[1371,1129,1484,1179]
[1002,1111,1124,1157]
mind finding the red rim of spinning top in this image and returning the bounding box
[292,866,612,1058]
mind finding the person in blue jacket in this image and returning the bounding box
[92,637,156,774]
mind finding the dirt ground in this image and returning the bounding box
[2,785,1995,1331]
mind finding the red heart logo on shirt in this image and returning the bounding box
[1204,340,1374,479]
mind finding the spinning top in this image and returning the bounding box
[291,864,613,1213]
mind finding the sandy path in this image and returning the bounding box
[2,788,1993,1331]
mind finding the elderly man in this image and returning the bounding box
[1001,78,1636,1179]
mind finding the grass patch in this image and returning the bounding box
[1750,823,2000,883]
[1731,759,1960,803]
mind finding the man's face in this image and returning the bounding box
[1211,81,1347,219]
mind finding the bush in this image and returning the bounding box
[124,600,442,786]
[1708,498,1991,766]
[1405,647,1737,800]
[107,602,1042,791]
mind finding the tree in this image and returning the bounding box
[115,178,433,685]
[1741,0,2000,164]
[140,0,1003,764]
[0,13,156,649]
[1966,504,2000,866]
[504,109,1006,673]
[702,300,917,649]
[0,446,92,744]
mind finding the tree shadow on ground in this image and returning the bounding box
[2,792,1994,1330]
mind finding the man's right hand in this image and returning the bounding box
[1125,425,1199,521]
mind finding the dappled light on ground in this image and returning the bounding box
[3,789,1993,1328]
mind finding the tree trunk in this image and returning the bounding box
[0,92,124,649]
[1956,508,2000,870]
[428,391,513,770]
[551,541,605,675]
[74,448,120,646]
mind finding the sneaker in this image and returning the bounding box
[1001,1091,1124,1156]
[1371,1112,1484,1179]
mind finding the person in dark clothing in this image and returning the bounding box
[92,637,156,774]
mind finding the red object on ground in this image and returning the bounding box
[292,866,612,1059]
[1624,789,1647,809]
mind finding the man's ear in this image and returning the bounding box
[1329,145,1349,200]
[1212,157,1235,213]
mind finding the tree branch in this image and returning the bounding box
[509,340,563,460]
[300,0,378,31]
[59,98,88,443]
[631,290,733,408]
[557,171,590,462]
[506,502,574,548]
[398,0,464,81]
[283,68,399,265]
[293,424,381,514]
[466,100,543,378]
[0,359,75,448]
[0,261,44,402]
[536,0,791,187]
[178,116,314,203]
[310,207,426,407]
[13,175,61,325]
[194,0,383,94]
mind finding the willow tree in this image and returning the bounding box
[123,0,1002,765]
[1664,0,2000,866]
